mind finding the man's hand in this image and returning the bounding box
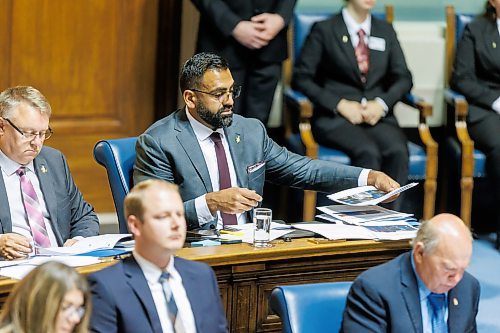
[206,187,262,215]
[250,13,285,41]
[64,239,78,247]
[0,233,32,260]
[367,170,400,203]
[232,21,270,49]
[337,99,364,124]
[361,100,385,126]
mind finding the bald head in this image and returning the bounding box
[412,214,472,293]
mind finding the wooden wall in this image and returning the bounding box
[0,0,181,213]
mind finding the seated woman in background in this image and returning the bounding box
[451,0,500,248]
[292,0,412,199]
[0,261,90,333]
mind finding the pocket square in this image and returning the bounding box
[247,161,265,173]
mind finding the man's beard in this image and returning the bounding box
[197,103,233,129]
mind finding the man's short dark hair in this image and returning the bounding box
[179,53,230,93]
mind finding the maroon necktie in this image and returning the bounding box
[16,167,51,247]
[355,29,369,82]
[210,132,237,225]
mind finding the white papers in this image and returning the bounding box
[327,182,418,206]
[317,205,412,225]
[36,234,133,256]
[0,256,101,280]
[222,222,295,244]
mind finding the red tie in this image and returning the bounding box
[355,29,369,82]
[210,133,237,225]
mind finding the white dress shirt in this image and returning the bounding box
[133,251,197,333]
[342,8,389,114]
[0,149,58,249]
[186,108,370,227]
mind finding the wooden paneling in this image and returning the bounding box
[0,0,160,212]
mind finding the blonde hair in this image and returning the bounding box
[0,261,90,333]
[124,179,179,220]
[0,86,52,119]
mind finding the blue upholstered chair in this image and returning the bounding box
[444,6,487,228]
[93,137,137,233]
[284,8,438,221]
[269,281,352,333]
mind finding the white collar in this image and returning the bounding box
[342,7,371,37]
[0,148,35,176]
[133,251,181,285]
[185,106,225,142]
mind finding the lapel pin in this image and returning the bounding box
[235,135,241,144]
[453,298,458,306]
[342,35,348,43]
[493,42,497,49]
[40,165,47,173]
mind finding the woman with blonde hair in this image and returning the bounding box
[0,261,91,333]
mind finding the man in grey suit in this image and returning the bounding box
[341,213,480,332]
[0,86,99,260]
[134,52,399,230]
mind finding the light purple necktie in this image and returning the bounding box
[16,167,51,248]
[210,132,237,225]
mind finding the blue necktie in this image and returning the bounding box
[428,292,447,333]
[159,272,185,333]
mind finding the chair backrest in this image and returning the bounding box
[269,281,352,333]
[93,137,138,233]
[445,6,474,84]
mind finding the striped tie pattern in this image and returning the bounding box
[428,292,448,333]
[16,167,51,248]
[159,271,185,333]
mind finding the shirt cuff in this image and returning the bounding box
[358,169,371,186]
[492,96,500,114]
[375,97,389,116]
[72,236,84,241]
[195,194,217,226]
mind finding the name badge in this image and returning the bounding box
[368,36,386,51]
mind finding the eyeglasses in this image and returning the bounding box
[3,118,53,141]
[61,304,85,320]
[190,85,241,103]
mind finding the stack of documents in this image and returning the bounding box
[36,234,133,256]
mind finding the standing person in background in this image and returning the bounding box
[0,86,99,260]
[451,0,500,249]
[0,261,91,333]
[191,0,296,126]
[293,0,412,200]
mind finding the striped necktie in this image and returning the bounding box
[16,167,51,248]
[159,271,185,333]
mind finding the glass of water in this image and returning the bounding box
[253,208,272,248]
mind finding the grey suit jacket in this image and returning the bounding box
[0,146,99,245]
[341,252,480,333]
[134,109,362,229]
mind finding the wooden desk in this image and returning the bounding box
[178,238,411,333]
[0,238,410,333]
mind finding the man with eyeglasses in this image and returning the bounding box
[0,86,99,260]
[134,52,400,230]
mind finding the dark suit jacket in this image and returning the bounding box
[451,16,500,124]
[341,252,480,333]
[89,256,228,333]
[191,0,296,67]
[293,12,412,118]
[0,146,99,245]
[133,109,362,230]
